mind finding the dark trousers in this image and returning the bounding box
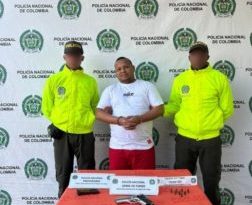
[53,132,95,198]
[174,134,221,205]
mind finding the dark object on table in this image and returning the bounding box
[76,188,100,196]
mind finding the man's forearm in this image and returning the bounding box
[140,104,164,123]
[96,108,118,124]
[125,105,164,126]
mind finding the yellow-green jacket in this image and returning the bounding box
[42,65,99,134]
[164,65,234,140]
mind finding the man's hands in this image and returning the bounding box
[102,107,142,130]
[97,104,164,130]
[117,116,142,130]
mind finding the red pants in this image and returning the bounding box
[109,147,155,170]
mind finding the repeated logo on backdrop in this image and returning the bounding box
[0,128,9,149]
[219,188,235,205]
[99,157,109,170]
[24,158,48,180]
[173,28,197,51]
[213,60,235,81]
[0,0,4,18]
[212,0,236,17]
[249,97,252,113]
[57,0,81,19]
[135,0,158,19]
[22,95,42,117]
[0,190,12,205]
[220,125,235,147]
[135,62,159,82]
[20,30,43,53]
[0,64,7,85]
[248,160,252,177]
[152,127,160,146]
[96,29,120,52]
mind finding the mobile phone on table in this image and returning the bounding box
[76,188,100,196]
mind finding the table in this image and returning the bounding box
[57,169,212,205]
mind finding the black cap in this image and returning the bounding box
[189,41,208,53]
[64,41,83,55]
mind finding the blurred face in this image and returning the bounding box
[189,50,209,70]
[115,59,135,83]
[64,53,84,70]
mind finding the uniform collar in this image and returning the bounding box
[62,64,84,75]
[189,64,212,73]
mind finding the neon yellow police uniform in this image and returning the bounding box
[42,65,99,134]
[164,65,234,140]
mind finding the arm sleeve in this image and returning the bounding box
[41,78,54,121]
[97,87,112,109]
[219,76,234,121]
[147,83,164,106]
[91,80,100,113]
[164,79,181,117]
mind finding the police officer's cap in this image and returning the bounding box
[64,41,83,55]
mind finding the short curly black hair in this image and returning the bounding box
[115,57,133,65]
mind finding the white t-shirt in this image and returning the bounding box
[97,80,163,150]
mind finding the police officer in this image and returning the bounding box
[164,41,234,205]
[42,41,99,197]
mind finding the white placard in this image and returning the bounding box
[158,176,197,186]
[109,176,159,195]
[68,173,115,188]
